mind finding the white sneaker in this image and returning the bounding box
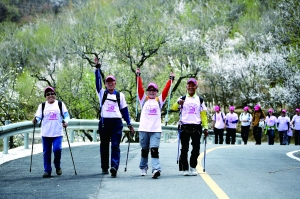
[190,167,197,176]
[183,170,189,176]
[141,168,147,176]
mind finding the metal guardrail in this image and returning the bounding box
[0,119,241,154]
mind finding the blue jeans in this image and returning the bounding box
[42,136,63,174]
[99,118,123,171]
[139,132,161,173]
[267,129,275,145]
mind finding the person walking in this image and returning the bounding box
[136,68,174,178]
[252,104,266,145]
[225,106,239,145]
[264,109,277,145]
[95,59,135,178]
[32,86,70,178]
[211,106,226,144]
[291,108,300,145]
[277,110,290,145]
[239,106,252,145]
[171,78,208,176]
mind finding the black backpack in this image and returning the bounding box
[98,90,121,119]
[40,100,64,126]
[181,95,203,106]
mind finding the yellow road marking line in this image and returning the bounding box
[196,146,232,199]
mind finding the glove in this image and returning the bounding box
[170,72,175,80]
[136,68,141,76]
[95,63,101,69]
[204,129,208,137]
[32,117,37,124]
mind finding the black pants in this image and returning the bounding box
[241,126,250,144]
[178,124,202,171]
[267,129,275,145]
[253,126,262,144]
[226,128,236,144]
[295,130,300,145]
[214,128,224,144]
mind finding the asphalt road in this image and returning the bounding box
[0,142,299,199]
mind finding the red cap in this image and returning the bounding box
[187,78,198,85]
[44,86,55,97]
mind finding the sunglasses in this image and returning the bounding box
[46,92,56,96]
[147,89,157,92]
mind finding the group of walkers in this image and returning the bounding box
[211,104,300,146]
[31,59,299,179]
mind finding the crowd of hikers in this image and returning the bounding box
[31,60,300,178]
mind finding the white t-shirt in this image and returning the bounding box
[179,95,207,124]
[212,112,226,129]
[291,115,300,130]
[239,112,252,126]
[98,89,127,118]
[225,112,238,129]
[35,100,68,137]
[265,115,277,127]
[277,116,290,131]
[138,95,164,132]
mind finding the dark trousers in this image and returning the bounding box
[42,136,63,174]
[178,124,202,171]
[253,126,262,144]
[99,118,123,171]
[295,130,300,145]
[279,131,288,145]
[214,128,224,144]
[226,128,236,144]
[267,129,275,145]
[241,125,250,144]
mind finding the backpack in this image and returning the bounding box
[40,100,64,126]
[98,90,121,119]
[141,96,161,110]
[214,112,225,121]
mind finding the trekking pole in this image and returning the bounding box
[203,135,207,172]
[30,118,36,172]
[176,128,181,164]
[124,132,131,172]
[135,72,139,121]
[63,120,77,175]
[165,74,174,126]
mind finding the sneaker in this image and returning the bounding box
[42,172,51,178]
[183,170,189,176]
[141,168,147,176]
[110,168,117,178]
[56,168,62,175]
[152,170,160,179]
[190,167,197,176]
[102,169,109,174]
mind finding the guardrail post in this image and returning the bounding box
[24,133,29,149]
[70,130,74,143]
[3,137,8,154]
[93,130,97,142]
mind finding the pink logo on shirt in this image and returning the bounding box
[106,103,116,112]
[46,110,58,120]
[185,103,198,114]
[146,105,158,115]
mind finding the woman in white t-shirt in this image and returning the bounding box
[264,109,277,145]
[277,110,290,145]
[136,68,174,178]
[32,86,70,178]
[239,106,252,145]
[212,106,226,144]
[291,108,300,145]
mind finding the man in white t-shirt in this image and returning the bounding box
[95,58,135,178]
[291,108,300,145]
[32,86,70,178]
[277,110,290,145]
[172,78,208,176]
[225,106,239,145]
